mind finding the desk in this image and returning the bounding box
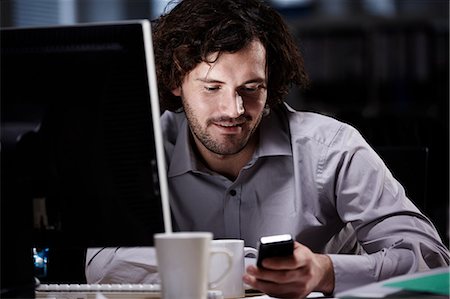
[35,284,326,299]
[36,268,449,299]
[35,290,447,299]
[36,291,329,299]
[36,286,448,299]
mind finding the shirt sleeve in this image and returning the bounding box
[85,247,159,284]
[322,125,450,293]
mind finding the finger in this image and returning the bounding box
[261,255,298,270]
[242,272,257,288]
[247,264,303,284]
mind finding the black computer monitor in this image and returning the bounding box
[1,20,171,295]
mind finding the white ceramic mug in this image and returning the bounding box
[154,232,232,299]
[209,239,258,298]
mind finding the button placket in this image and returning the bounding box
[224,185,242,237]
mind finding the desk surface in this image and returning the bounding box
[35,290,448,299]
[36,287,326,299]
[36,268,449,299]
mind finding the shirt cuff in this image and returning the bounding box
[328,254,377,294]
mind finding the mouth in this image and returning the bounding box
[208,115,250,134]
[213,122,243,128]
[211,121,245,134]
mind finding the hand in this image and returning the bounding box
[243,241,335,298]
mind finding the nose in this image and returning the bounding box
[219,91,245,118]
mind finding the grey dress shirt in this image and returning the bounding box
[86,103,449,293]
[161,103,449,292]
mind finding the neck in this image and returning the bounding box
[193,135,258,181]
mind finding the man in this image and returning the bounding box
[86,0,449,297]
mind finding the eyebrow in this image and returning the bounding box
[195,78,266,85]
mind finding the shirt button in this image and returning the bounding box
[229,189,237,196]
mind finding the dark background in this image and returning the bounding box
[1,0,448,289]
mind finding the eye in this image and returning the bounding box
[239,84,264,95]
[204,85,220,92]
[243,87,258,92]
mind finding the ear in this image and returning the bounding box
[171,86,181,97]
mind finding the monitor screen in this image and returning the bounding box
[1,20,170,250]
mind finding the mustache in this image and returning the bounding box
[208,114,252,124]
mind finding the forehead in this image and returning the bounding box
[188,40,267,83]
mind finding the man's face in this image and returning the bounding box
[172,40,267,156]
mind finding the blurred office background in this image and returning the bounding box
[1,0,448,281]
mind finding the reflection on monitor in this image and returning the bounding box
[1,20,171,293]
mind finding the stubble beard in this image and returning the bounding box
[183,103,263,156]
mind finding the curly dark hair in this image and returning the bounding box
[152,0,309,112]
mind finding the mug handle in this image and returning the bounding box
[208,248,233,289]
[243,247,258,290]
[244,246,258,258]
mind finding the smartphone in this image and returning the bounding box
[256,234,294,268]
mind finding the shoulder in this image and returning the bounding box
[282,104,384,174]
[282,104,362,150]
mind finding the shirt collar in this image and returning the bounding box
[167,118,195,177]
[255,105,292,158]
[167,104,292,178]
